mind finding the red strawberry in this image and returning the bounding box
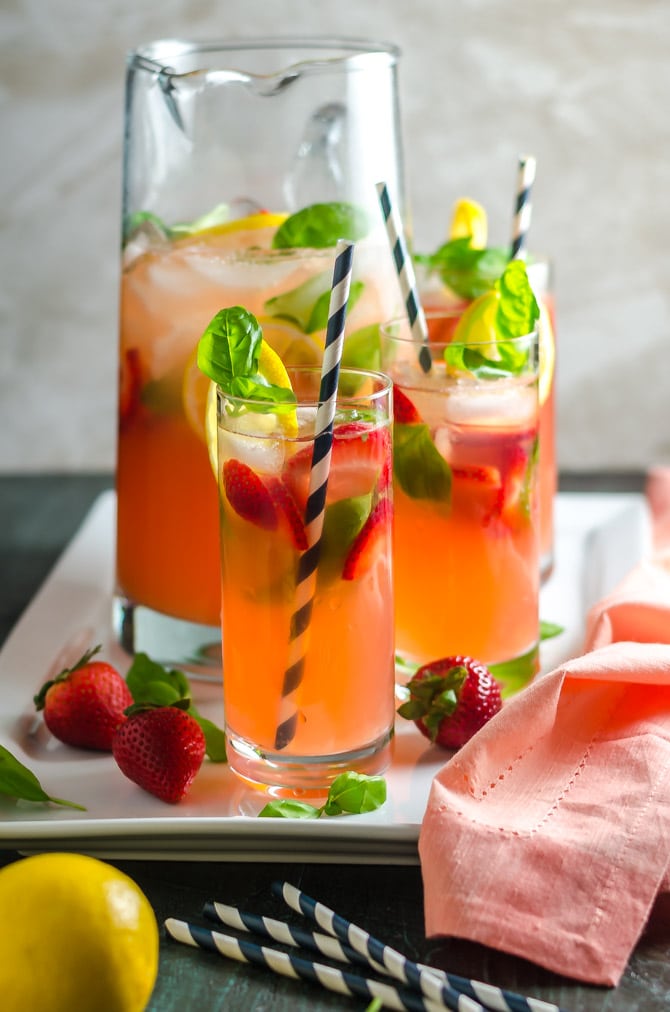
[112,701,206,803]
[499,441,537,529]
[283,422,389,511]
[223,459,278,530]
[267,477,308,550]
[342,498,391,580]
[397,655,502,749]
[393,386,421,424]
[33,645,133,751]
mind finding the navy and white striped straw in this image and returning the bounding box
[510,155,536,261]
[272,881,570,1012]
[273,238,354,751]
[204,900,371,968]
[164,917,450,1012]
[376,181,432,374]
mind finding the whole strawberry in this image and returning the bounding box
[397,655,502,749]
[34,645,133,751]
[112,701,206,803]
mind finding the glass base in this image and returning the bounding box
[226,728,394,797]
[112,595,222,680]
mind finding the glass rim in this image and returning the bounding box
[380,316,539,350]
[128,36,400,76]
[217,365,393,411]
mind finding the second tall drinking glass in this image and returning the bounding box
[381,315,540,695]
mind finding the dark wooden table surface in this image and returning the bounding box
[1,472,668,1012]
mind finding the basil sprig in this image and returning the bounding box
[258,771,386,819]
[197,306,296,415]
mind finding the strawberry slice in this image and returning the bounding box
[222,459,278,530]
[499,442,536,529]
[342,498,391,580]
[267,477,308,550]
[119,347,143,426]
[283,422,388,512]
[393,386,421,424]
[451,465,503,526]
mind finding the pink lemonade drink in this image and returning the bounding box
[381,311,540,696]
[116,208,399,666]
[417,210,556,579]
[215,364,395,793]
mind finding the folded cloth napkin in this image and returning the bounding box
[419,471,670,986]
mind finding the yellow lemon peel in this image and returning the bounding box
[449,198,488,248]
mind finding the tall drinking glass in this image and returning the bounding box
[420,257,556,579]
[381,315,540,695]
[114,39,405,670]
[217,367,395,794]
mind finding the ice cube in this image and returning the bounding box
[218,411,286,475]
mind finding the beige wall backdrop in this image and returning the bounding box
[1,0,668,472]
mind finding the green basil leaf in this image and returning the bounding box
[125,653,190,703]
[496,260,540,341]
[318,495,372,586]
[540,620,565,641]
[416,238,509,300]
[0,746,85,810]
[272,202,370,249]
[192,716,227,763]
[393,423,452,501]
[306,280,364,334]
[258,800,321,819]
[197,306,262,390]
[323,772,387,816]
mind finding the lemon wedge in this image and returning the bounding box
[449,197,488,249]
[257,339,299,438]
[451,290,502,361]
[538,302,556,406]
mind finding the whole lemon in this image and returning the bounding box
[0,853,159,1012]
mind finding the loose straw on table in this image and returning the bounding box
[164,917,448,1012]
[272,881,571,1012]
[273,238,354,751]
[376,181,432,374]
[509,154,536,261]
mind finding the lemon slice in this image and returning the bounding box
[449,197,488,249]
[538,302,556,406]
[256,316,323,367]
[174,211,288,249]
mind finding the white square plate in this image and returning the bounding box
[0,491,652,863]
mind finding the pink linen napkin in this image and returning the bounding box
[419,472,670,986]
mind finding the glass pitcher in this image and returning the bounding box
[114,38,406,673]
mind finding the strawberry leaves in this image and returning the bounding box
[125,653,227,763]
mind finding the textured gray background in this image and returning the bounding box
[1,0,668,472]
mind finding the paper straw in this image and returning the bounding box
[272,882,569,1012]
[164,917,449,1012]
[273,238,354,751]
[376,181,432,374]
[204,900,368,967]
[510,154,536,261]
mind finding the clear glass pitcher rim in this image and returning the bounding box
[128,36,400,78]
